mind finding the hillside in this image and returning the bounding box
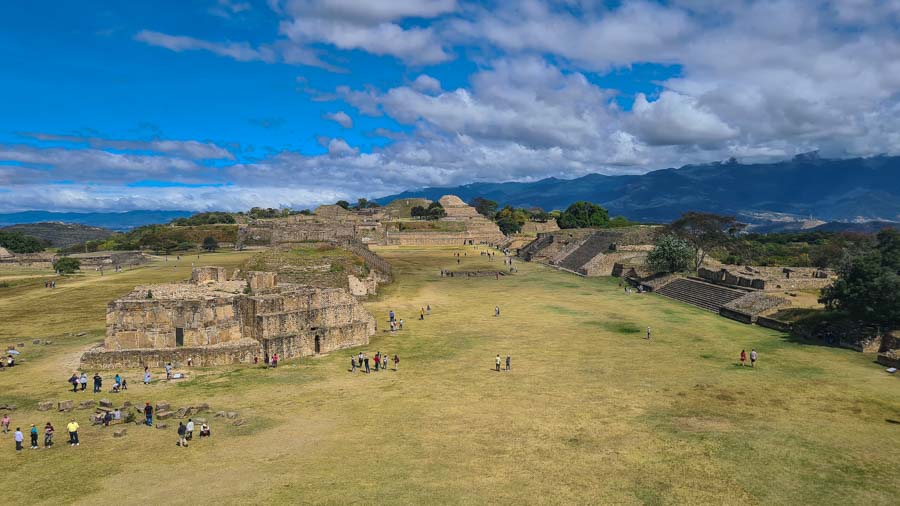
[0,210,192,231]
[377,155,900,225]
[1,222,114,248]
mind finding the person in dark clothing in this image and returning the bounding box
[505,355,511,371]
[144,403,153,426]
[93,373,102,393]
[177,422,188,447]
[43,422,54,447]
[69,374,79,393]
[364,355,370,373]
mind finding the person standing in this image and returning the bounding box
[351,355,357,373]
[186,419,194,441]
[750,349,758,368]
[494,306,500,317]
[399,319,404,330]
[69,373,79,393]
[505,355,511,372]
[177,422,188,447]
[646,326,652,340]
[144,403,153,427]
[364,354,370,374]
[93,373,102,393]
[80,372,87,392]
[272,353,278,368]
[67,418,79,446]
[43,422,54,448]
[495,354,501,372]
[426,305,431,315]
[374,353,380,372]
[393,354,399,371]
[1,414,9,434]
[740,350,747,367]
[29,424,38,449]
[14,427,23,452]
[187,357,193,367]
[165,363,173,380]
[143,368,151,384]
[389,310,395,322]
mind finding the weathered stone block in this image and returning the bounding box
[226,411,238,419]
[37,401,53,411]
[78,400,95,410]
[58,400,74,411]
[113,428,127,438]
[157,410,174,420]
[155,423,168,429]
[155,401,170,412]
[233,419,246,426]
[99,398,113,408]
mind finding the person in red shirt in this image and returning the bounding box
[740,349,747,367]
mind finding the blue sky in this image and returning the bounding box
[1,0,899,212]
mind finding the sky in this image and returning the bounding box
[1,0,900,212]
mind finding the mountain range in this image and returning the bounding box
[378,154,900,226]
[0,210,192,231]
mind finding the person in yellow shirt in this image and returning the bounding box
[66,419,79,446]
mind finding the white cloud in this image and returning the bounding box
[135,30,274,63]
[325,138,359,157]
[630,91,738,146]
[323,111,353,128]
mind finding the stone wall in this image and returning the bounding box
[192,266,227,283]
[81,340,260,369]
[68,251,147,268]
[247,271,278,293]
[756,316,793,333]
[698,265,833,292]
[580,251,648,276]
[105,297,246,349]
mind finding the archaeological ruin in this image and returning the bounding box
[81,266,375,369]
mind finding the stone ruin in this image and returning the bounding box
[80,266,375,369]
[697,265,833,291]
[520,227,658,276]
[235,195,505,249]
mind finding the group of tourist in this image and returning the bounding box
[68,372,128,393]
[351,351,398,373]
[9,416,77,451]
[1,354,15,367]
[43,280,57,288]
[739,349,759,367]
[494,354,511,372]
[176,418,210,448]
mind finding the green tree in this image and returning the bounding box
[0,231,46,253]
[666,212,745,270]
[470,197,498,218]
[53,257,81,274]
[646,234,694,273]
[495,205,527,235]
[557,201,610,229]
[410,206,426,219]
[426,202,446,220]
[202,236,219,252]
[820,229,900,326]
[335,200,350,210]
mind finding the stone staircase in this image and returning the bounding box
[557,232,613,271]
[655,278,745,313]
[520,234,554,261]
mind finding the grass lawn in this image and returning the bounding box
[0,246,897,505]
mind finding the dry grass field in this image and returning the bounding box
[0,247,898,505]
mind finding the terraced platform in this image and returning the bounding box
[655,278,745,312]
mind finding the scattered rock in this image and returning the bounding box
[17,342,24,347]
[226,412,239,419]
[122,400,132,408]
[155,423,168,430]
[113,428,127,438]
[58,400,73,411]
[77,400,95,409]
[157,410,174,420]
[32,339,41,345]
[155,401,170,412]
[76,332,87,337]
[44,341,52,345]
[37,401,53,411]
[215,411,226,418]
[195,403,210,413]
[175,407,188,418]
[232,419,246,427]
[99,398,113,409]
[4,405,16,411]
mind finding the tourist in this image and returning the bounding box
[144,403,153,426]
[199,422,211,438]
[389,310,395,322]
[113,409,121,422]
[374,353,380,371]
[364,354,370,373]
[272,353,278,368]
[358,352,364,370]
[43,422,54,447]
[177,422,188,447]
[80,372,87,391]
[187,357,193,367]
[399,319,404,330]
[102,411,112,427]
[69,373,79,393]
[351,355,357,373]
[14,427,23,452]
[186,418,194,441]
[1,414,9,433]
[494,306,500,317]
[646,326,651,340]
[750,349,758,368]
[143,368,151,385]
[67,418,79,446]
[30,424,38,449]
[740,349,747,367]
[165,362,173,380]
[495,354,501,372]
[393,354,399,371]
[121,377,127,390]
[426,305,431,315]
[420,307,425,319]
[506,355,511,371]
[4,355,11,367]
[114,373,121,391]
[93,373,102,393]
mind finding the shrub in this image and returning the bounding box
[557,201,610,229]
[53,257,81,274]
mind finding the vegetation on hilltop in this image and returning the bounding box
[1,222,113,248]
[61,223,238,255]
[714,230,872,268]
[171,211,236,226]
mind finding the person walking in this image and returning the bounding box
[29,424,38,449]
[144,403,153,427]
[165,362,173,380]
[389,310,395,322]
[177,422,188,447]
[351,355,357,373]
[144,367,151,385]
[495,306,500,317]
[93,373,102,393]
[69,373,79,393]
[1,414,9,434]
[750,349,758,368]
[495,354,501,372]
[399,319,404,330]
[426,305,431,315]
[79,372,87,392]
[67,418,79,446]
[186,419,194,441]
[43,422,54,448]
[505,355,511,372]
[14,427,23,452]
[740,349,747,367]
[364,354,370,374]
[646,326,652,340]
[374,353,380,372]
[393,354,399,371]
[272,353,278,368]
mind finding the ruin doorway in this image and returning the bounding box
[314,335,321,354]
[175,328,184,347]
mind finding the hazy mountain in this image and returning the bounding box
[0,210,192,231]
[1,222,115,248]
[378,155,900,225]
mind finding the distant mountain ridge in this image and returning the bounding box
[377,155,900,225]
[0,210,192,231]
[1,222,115,248]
